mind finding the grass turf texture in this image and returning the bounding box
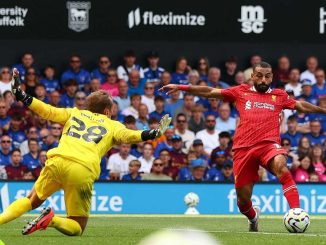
[0,215,325,245]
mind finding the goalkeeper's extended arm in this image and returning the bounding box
[12,74,33,106]
[141,114,172,141]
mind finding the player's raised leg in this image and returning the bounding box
[269,154,300,208]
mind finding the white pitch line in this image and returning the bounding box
[168,228,326,237]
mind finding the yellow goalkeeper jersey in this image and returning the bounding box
[29,99,142,178]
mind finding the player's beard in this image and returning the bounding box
[207,125,215,131]
[254,83,270,93]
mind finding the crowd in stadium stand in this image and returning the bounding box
[0,51,325,183]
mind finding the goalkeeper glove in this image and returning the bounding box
[11,68,33,106]
[141,114,172,140]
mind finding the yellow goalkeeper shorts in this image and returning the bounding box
[34,156,96,217]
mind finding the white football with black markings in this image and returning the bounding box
[283,208,310,233]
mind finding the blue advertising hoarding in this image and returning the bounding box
[0,182,325,215]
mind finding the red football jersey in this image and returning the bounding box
[221,84,296,149]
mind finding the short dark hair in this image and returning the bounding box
[287,115,297,122]
[28,139,38,145]
[154,95,164,102]
[148,117,159,125]
[253,61,272,72]
[130,93,141,100]
[176,113,187,120]
[123,115,136,124]
[219,131,231,138]
[159,148,170,155]
[11,149,21,155]
[64,79,78,87]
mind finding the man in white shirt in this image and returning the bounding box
[195,114,220,155]
[138,142,155,173]
[141,82,155,113]
[285,68,302,97]
[122,93,141,119]
[117,50,144,81]
[107,143,136,179]
[216,103,236,133]
[113,80,130,111]
[174,113,195,153]
[300,56,318,85]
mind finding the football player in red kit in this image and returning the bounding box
[160,62,326,231]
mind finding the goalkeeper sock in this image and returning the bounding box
[49,216,82,236]
[279,171,300,208]
[237,200,256,220]
[0,197,32,224]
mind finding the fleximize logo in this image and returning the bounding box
[128,7,205,29]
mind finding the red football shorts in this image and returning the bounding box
[233,142,287,188]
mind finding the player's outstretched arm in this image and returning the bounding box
[159,84,223,99]
[12,68,71,124]
[294,100,326,114]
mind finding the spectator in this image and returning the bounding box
[0,135,12,166]
[192,139,209,161]
[91,55,111,84]
[197,57,210,81]
[138,142,155,174]
[154,71,171,99]
[130,141,143,158]
[207,67,229,88]
[273,55,291,87]
[235,71,246,85]
[4,90,26,117]
[50,123,62,141]
[296,79,318,105]
[100,69,119,96]
[107,143,136,180]
[195,115,220,155]
[110,100,124,122]
[216,102,236,134]
[205,97,219,118]
[187,70,200,86]
[312,68,326,97]
[188,104,205,134]
[300,56,318,85]
[154,127,174,158]
[310,172,320,182]
[22,139,40,170]
[164,90,183,118]
[122,159,142,181]
[13,52,35,81]
[174,113,195,153]
[99,156,109,181]
[74,91,87,110]
[123,115,137,130]
[171,56,190,85]
[117,50,144,81]
[169,134,187,173]
[306,120,326,146]
[297,136,312,157]
[281,115,303,151]
[113,80,130,111]
[221,56,238,86]
[141,82,155,113]
[220,160,234,182]
[0,100,11,131]
[122,93,141,119]
[243,54,262,81]
[311,144,325,178]
[21,67,38,97]
[40,65,60,93]
[7,115,26,149]
[310,96,326,133]
[174,93,195,121]
[127,69,146,96]
[61,55,91,91]
[281,138,299,169]
[20,126,38,156]
[88,78,101,93]
[35,84,49,103]
[39,150,47,168]
[5,149,27,180]
[142,158,172,181]
[22,169,35,180]
[179,158,208,181]
[293,155,315,182]
[143,51,164,84]
[136,104,149,130]
[149,95,169,121]
[40,128,58,151]
[285,68,302,97]
[49,90,62,107]
[60,79,78,108]
[211,131,233,160]
[0,67,12,95]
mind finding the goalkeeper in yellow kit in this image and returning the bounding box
[0,68,171,236]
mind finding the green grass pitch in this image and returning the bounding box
[0,215,325,245]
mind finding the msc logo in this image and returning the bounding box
[128,7,206,29]
[238,5,267,34]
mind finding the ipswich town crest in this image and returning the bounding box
[67,1,91,32]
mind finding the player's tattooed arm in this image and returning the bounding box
[294,100,326,114]
[159,84,223,99]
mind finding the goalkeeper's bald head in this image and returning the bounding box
[85,90,113,115]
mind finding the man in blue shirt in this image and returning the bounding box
[122,159,142,181]
[178,158,208,181]
[61,55,90,91]
[60,79,78,108]
[7,115,26,149]
[296,79,318,105]
[312,68,326,97]
[0,135,12,166]
[91,56,111,84]
[40,65,60,93]
[22,139,40,170]
[149,95,170,121]
[0,100,11,131]
[281,115,303,151]
[127,70,146,96]
[207,67,229,89]
[13,52,35,81]
[143,51,165,84]
[306,119,326,145]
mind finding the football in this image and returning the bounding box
[283,208,310,233]
[184,192,200,207]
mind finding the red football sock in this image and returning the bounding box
[279,171,300,208]
[237,200,256,220]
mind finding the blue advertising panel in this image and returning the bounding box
[0,182,325,215]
